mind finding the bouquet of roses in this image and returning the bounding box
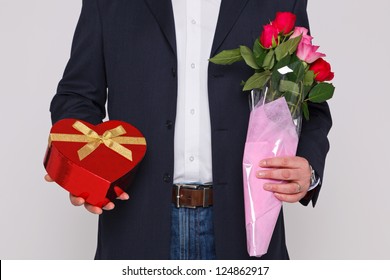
[210,12,335,257]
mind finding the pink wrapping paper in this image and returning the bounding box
[242,97,299,257]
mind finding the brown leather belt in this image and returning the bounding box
[172,184,213,208]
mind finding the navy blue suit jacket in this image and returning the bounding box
[50,0,332,259]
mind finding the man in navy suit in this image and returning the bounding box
[46,0,331,259]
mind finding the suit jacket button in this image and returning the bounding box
[163,173,172,183]
[171,67,177,78]
[166,120,173,129]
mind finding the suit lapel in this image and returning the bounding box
[143,0,176,55]
[211,0,250,56]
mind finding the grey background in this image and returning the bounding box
[1,0,389,259]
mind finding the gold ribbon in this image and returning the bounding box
[49,121,146,161]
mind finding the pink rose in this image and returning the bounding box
[290,26,313,44]
[259,24,279,49]
[309,58,334,82]
[296,41,325,64]
[273,12,296,34]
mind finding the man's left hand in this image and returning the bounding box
[256,156,311,203]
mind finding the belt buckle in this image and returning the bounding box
[175,184,198,208]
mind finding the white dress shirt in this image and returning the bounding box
[171,0,222,184]
[171,0,320,190]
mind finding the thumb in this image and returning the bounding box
[44,174,54,182]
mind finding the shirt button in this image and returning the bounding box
[191,63,195,69]
[190,109,195,115]
[189,156,194,162]
[191,19,196,24]
[163,173,172,183]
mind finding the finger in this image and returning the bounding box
[256,168,300,181]
[259,156,307,169]
[69,193,85,206]
[102,202,115,211]
[84,204,103,215]
[116,192,130,200]
[263,182,304,194]
[44,174,54,182]
[274,192,306,203]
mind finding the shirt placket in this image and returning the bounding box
[184,1,201,182]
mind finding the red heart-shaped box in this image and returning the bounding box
[44,119,147,208]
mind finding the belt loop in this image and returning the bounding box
[176,184,181,208]
[202,187,209,207]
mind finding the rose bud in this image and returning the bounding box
[309,58,335,82]
[290,26,313,45]
[296,41,325,64]
[259,24,279,49]
[273,12,296,34]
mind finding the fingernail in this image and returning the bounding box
[259,160,267,167]
[257,171,265,177]
[118,193,129,200]
[263,184,271,191]
[103,205,115,211]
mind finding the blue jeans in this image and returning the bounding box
[170,204,217,259]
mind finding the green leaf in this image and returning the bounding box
[240,45,260,69]
[307,83,335,103]
[289,54,300,64]
[270,69,283,93]
[253,40,267,67]
[272,36,278,48]
[286,61,305,82]
[279,80,300,94]
[302,101,310,120]
[209,48,243,65]
[243,71,271,91]
[274,55,291,72]
[303,85,312,99]
[262,49,275,70]
[281,80,302,107]
[304,70,315,86]
[275,35,302,61]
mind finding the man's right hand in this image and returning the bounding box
[44,174,129,215]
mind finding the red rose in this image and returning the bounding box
[273,12,296,34]
[259,24,279,49]
[309,58,334,82]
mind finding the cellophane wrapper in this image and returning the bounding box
[242,89,300,257]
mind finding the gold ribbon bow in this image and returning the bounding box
[49,121,146,161]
